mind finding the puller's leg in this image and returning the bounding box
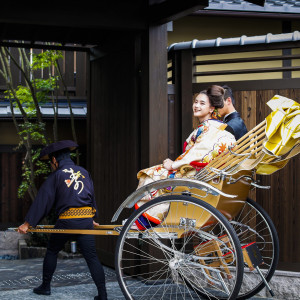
[77,234,107,300]
[34,233,69,295]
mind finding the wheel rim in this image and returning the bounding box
[230,199,279,298]
[116,196,243,300]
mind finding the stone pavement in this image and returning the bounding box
[0,258,123,300]
[0,258,274,300]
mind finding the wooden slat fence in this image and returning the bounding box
[236,88,300,272]
[0,151,31,229]
[0,47,87,98]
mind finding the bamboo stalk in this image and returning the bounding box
[205,140,266,178]
[228,143,264,169]
[236,120,266,144]
[202,120,266,171]
[233,125,266,154]
[205,149,231,169]
[207,130,266,173]
[231,143,264,171]
[197,119,268,180]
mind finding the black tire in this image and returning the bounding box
[115,194,244,300]
[231,197,279,299]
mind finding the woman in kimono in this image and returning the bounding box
[135,85,236,228]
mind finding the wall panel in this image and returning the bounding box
[89,42,140,267]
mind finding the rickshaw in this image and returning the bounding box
[10,95,300,299]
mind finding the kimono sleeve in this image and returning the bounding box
[171,142,203,170]
[172,126,235,170]
[172,129,199,170]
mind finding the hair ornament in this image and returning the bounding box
[211,108,221,119]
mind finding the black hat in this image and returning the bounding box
[39,140,78,160]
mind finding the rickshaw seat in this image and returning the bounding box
[196,95,300,180]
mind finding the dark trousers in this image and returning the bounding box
[42,218,106,298]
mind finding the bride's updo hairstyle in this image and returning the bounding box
[206,85,225,109]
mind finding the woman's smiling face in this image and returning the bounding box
[193,93,214,123]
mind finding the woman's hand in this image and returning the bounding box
[163,158,174,171]
[18,221,30,234]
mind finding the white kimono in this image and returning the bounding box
[136,119,236,222]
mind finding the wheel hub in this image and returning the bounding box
[169,257,182,270]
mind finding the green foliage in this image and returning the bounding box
[35,77,58,103]
[4,77,58,118]
[31,49,63,70]
[18,148,50,198]
[2,48,64,199]
[19,122,47,142]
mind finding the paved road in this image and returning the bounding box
[0,258,273,300]
[0,258,122,299]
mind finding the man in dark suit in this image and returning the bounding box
[218,85,248,140]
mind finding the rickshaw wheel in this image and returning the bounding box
[230,197,279,299]
[115,194,244,300]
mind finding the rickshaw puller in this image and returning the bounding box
[18,140,107,300]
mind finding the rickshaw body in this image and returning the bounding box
[113,169,279,300]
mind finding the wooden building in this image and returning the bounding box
[1,0,299,274]
[0,0,215,262]
[166,2,300,272]
[167,32,300,272]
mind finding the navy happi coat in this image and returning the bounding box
[25,158,98,227]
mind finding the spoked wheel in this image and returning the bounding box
[115,194,244,300]
[230,197,279,299]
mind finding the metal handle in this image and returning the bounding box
[226,174,270,190]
